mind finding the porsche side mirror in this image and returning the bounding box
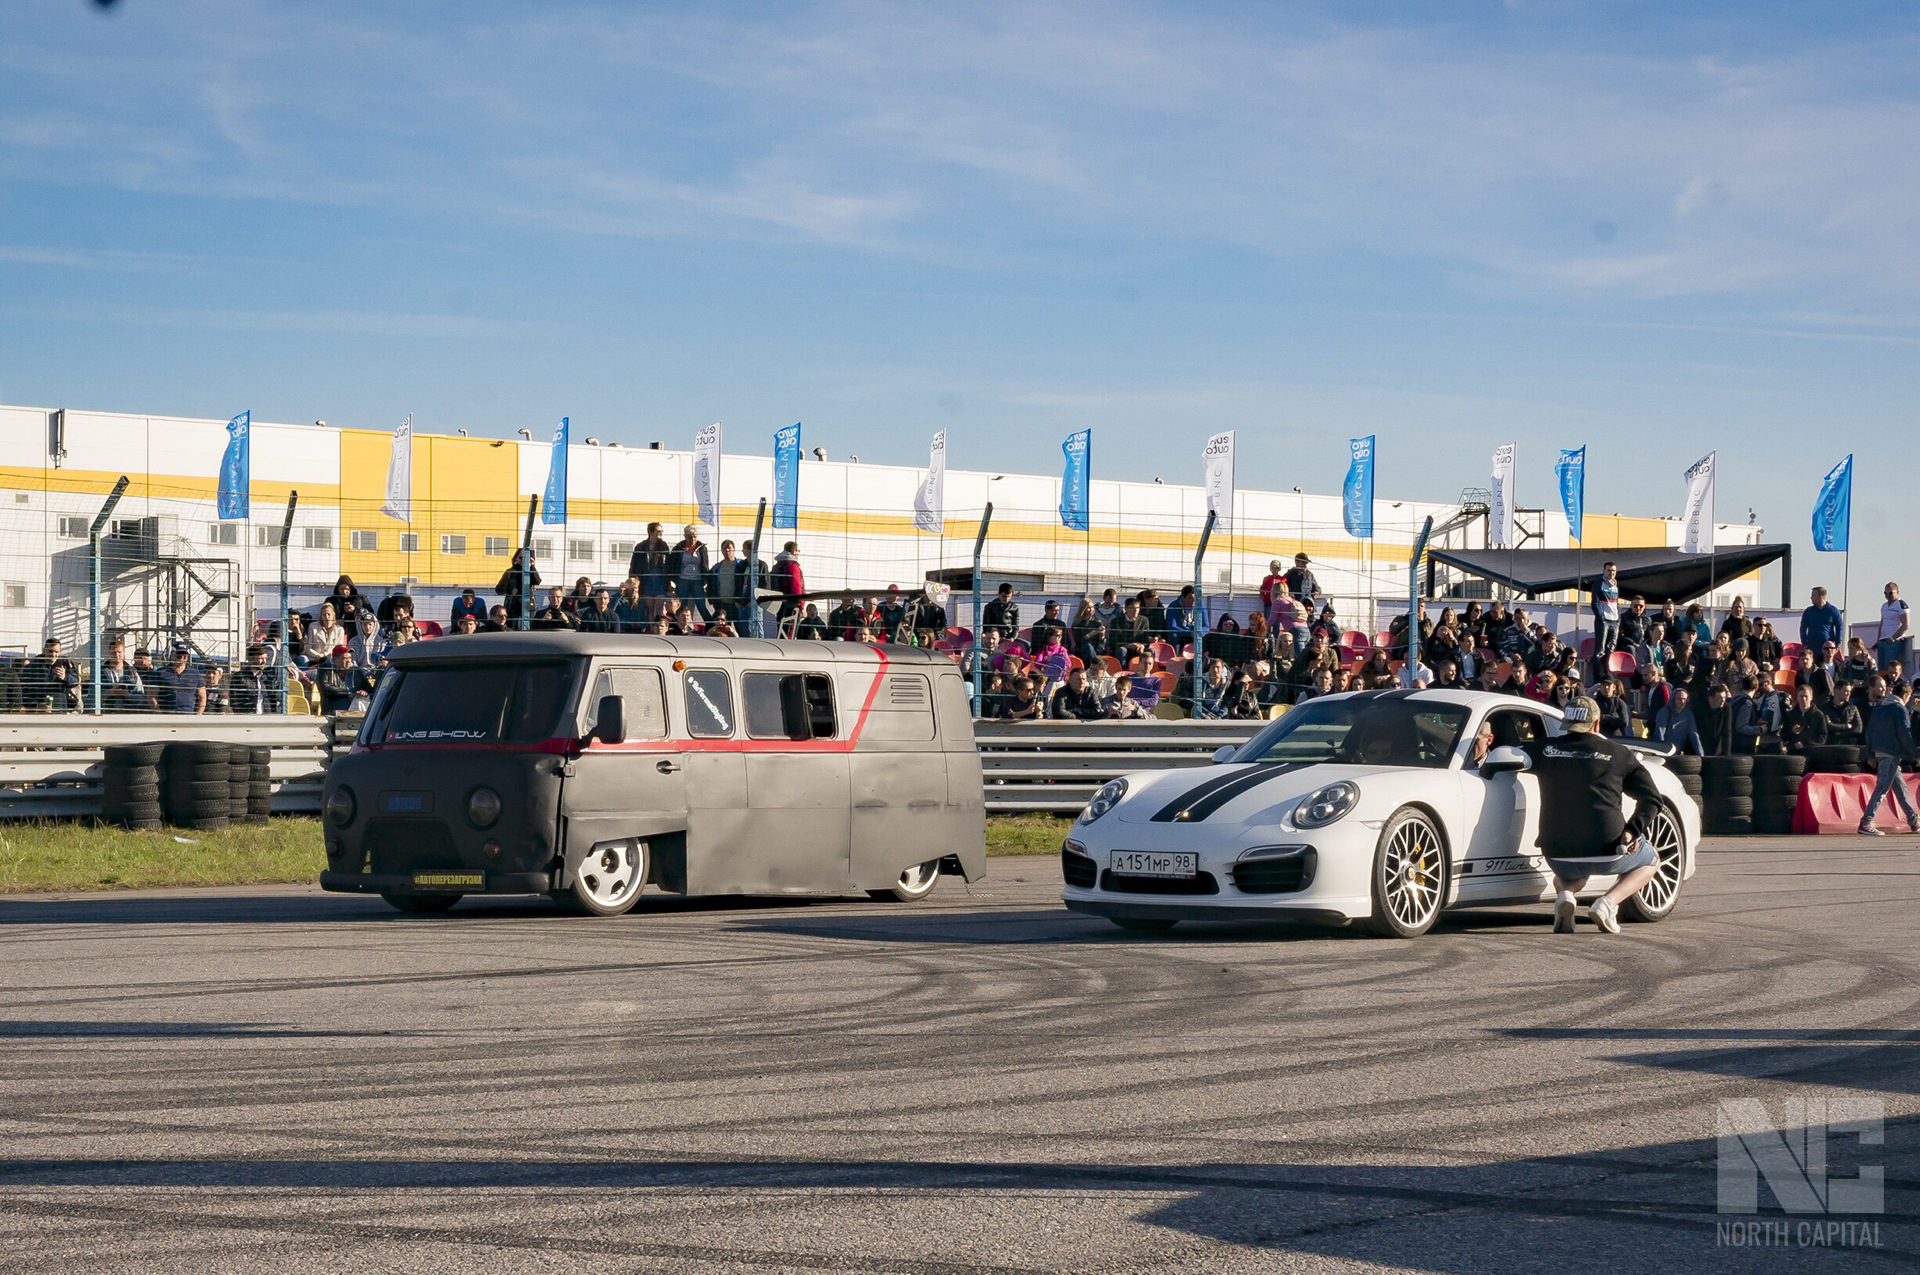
[1212,745,1236,764]
[1479,745,1528,777]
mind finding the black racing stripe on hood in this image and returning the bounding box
[1152,762,1308,823]
[1149,766,1254,823]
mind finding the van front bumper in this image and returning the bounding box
[320,870,554,896]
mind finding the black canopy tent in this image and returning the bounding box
[1425,543,1793,607]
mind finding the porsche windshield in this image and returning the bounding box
[1235,696,1471,769]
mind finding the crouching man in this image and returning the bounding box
[1495,694,1665,934]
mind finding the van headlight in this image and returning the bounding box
[325,786,356,828]
[1078,778,1128,825]
[467,787,502,828]
[1295,781,1358,829]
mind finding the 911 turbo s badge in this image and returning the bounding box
[1150,763,1307,823]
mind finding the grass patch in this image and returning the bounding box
[0,812,1065,893]
[0,819,326,894]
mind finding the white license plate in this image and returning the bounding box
[1109,851,1198,879]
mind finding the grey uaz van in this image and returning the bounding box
[319,633,987,915]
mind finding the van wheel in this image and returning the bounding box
[381,892,462,914]
[868,858,942,903]
[557,839,647,917]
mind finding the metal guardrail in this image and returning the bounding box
[975,719,1262,813]
[0,715,335,818]
[0,715,1263,819]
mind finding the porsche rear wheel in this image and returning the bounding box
[1365,808,1448,939]
[1619,805,1685,923]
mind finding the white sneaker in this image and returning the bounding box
[1589,896,1621,935]
[1553,890,1577,933]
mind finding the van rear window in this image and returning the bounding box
[366,663,576,744]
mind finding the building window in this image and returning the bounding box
[609,540,634,564]
[350,530,378,552]
[303,527,333,550]
[441,534,467,555]
[57,515,89,539]
[207,523,239,545]
[12,493,26,505]
[2,583,25,608]
[568,539,593,562]
[484,536,510,557]
[532,537,552,559]
[400,532,419,553]
[256,526,285,548]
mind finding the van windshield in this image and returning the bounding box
[363,662,577,745]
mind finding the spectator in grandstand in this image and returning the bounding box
[1795,648,1828,701]
[1104,674,1150,719]
[1241,659,1286,711]
[1681,602,1711,644]
[1259,560,1285,610]
[1426,618,1468,678]
[674,602,705,635]
[201,661,232,714]
[1591,561,1622,659]
[771,543,804,621]
[23,638,80,712]
[1284,553,1320,604]
[1546,677,1576,711]
[1524,670,1558,703]
[1843,636,1879,684]
[390,617,421,648]
[1524,629,1564,677]
[1800,586,1845,654]
[1070,599,1107,667]
[981,583,1019,642]
[627,522,671,617]
[672,526,711,620]
[1858,677,1920,834]
[1632,622,1671,678]
[1355,647,1395,690]
[793,603,827,640]
[997,676,1043,721]
[573,586,618,634]
[1876,581,1911,670]
[533,586,576,630]
[1718,596,1755,647]
[483,604,511,632]
[1386,601,1430,661]
[852,624,877,645]
[449,588,486,629]
[699,540,735,622]
[1165,587,1199,643]
[1637,662,1674,721]
[315,645,373,715]
[1480,601,1513,655]
[376,590,414,631]
[1310,602,1345,649]
[328,575,370,621]
[1190,659,1233,719]
[299,601,347,669]
[1695,683,1734,755]
[1029,599,1066,650]
[1823,679,1865,744]
[1300,666,1337,701]
[96,638,144,713]
[823,594,860,639]
[1619,595,1651,649]
[1139,588,1167,640]
[349,611,387,674]
[875,585,907,637]
[1652,686,1703,755]
[1472,661,1502,694]
[148,643,205,714]
[495,550,541,623]
[1751,615,1783,674]
[1594,677,1632,738]
[229,645,279,713]
[1430,657,1466,691]
[1104,597,1148,665]
[1266,580,1306,650]
[1781,682,1827,755]
[906,590,944,644]
[451,613,481,636]
[1088,587,1119,628]
[1690,636,1728,701]
[1720,639,1760,698]
[1047,666,1103,720]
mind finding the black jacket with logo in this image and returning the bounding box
[1514,731,1663,858]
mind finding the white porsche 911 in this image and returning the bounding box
[1061,688,1699,937]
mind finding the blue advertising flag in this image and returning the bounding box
[216,410,250,519]
[772,422,801,530]
[1059,429,1091,532]
[1812,455,1852,552]
[1342,436,1374,538]
[540,417,569,525]
[1555,446,1586,543]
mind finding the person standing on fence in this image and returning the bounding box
[1857,678,1920,835]
[1877,582,1911,672]
[1590,560,1622,667]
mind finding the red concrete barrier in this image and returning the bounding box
[1794,771,1920,833]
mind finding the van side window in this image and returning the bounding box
[743,673,837,740]
[684,670,734,738]
[588,666,668,739]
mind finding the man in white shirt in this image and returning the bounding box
[1878,581,1910,672]
[1590,560,1622,662]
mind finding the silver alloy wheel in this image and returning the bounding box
[869,858,942,902]
[1623,807,1684,922]
[575,839,644,913]
[1382,815,1443,931]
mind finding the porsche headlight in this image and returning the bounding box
[1078,778,1128,825]
[1295,781,1358,829]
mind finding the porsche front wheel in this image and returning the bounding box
[1365,808,1448,939]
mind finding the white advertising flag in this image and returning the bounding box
[1682,451,1716,554]
[913,430,946,534]
[1202,430,1236,532]
[1489,442,1517,549]
[693,421,722,528]
[381,414,412,522]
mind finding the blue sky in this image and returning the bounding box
[2,2,1916,608]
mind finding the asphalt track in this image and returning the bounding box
[0,835,1914,1273]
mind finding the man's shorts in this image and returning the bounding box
[1544,841,1658,883]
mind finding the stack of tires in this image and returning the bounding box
[246,746,272,824]
[1751,753,1807,834]
[1666,753,1704,814]
[1701,755,1753,835]
[100,743,164,831]
[1806,743,1867,777]
[161,741,233,831]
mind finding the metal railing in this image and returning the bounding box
[976,719,1261,812]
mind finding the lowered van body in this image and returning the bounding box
[319,634,986,915]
